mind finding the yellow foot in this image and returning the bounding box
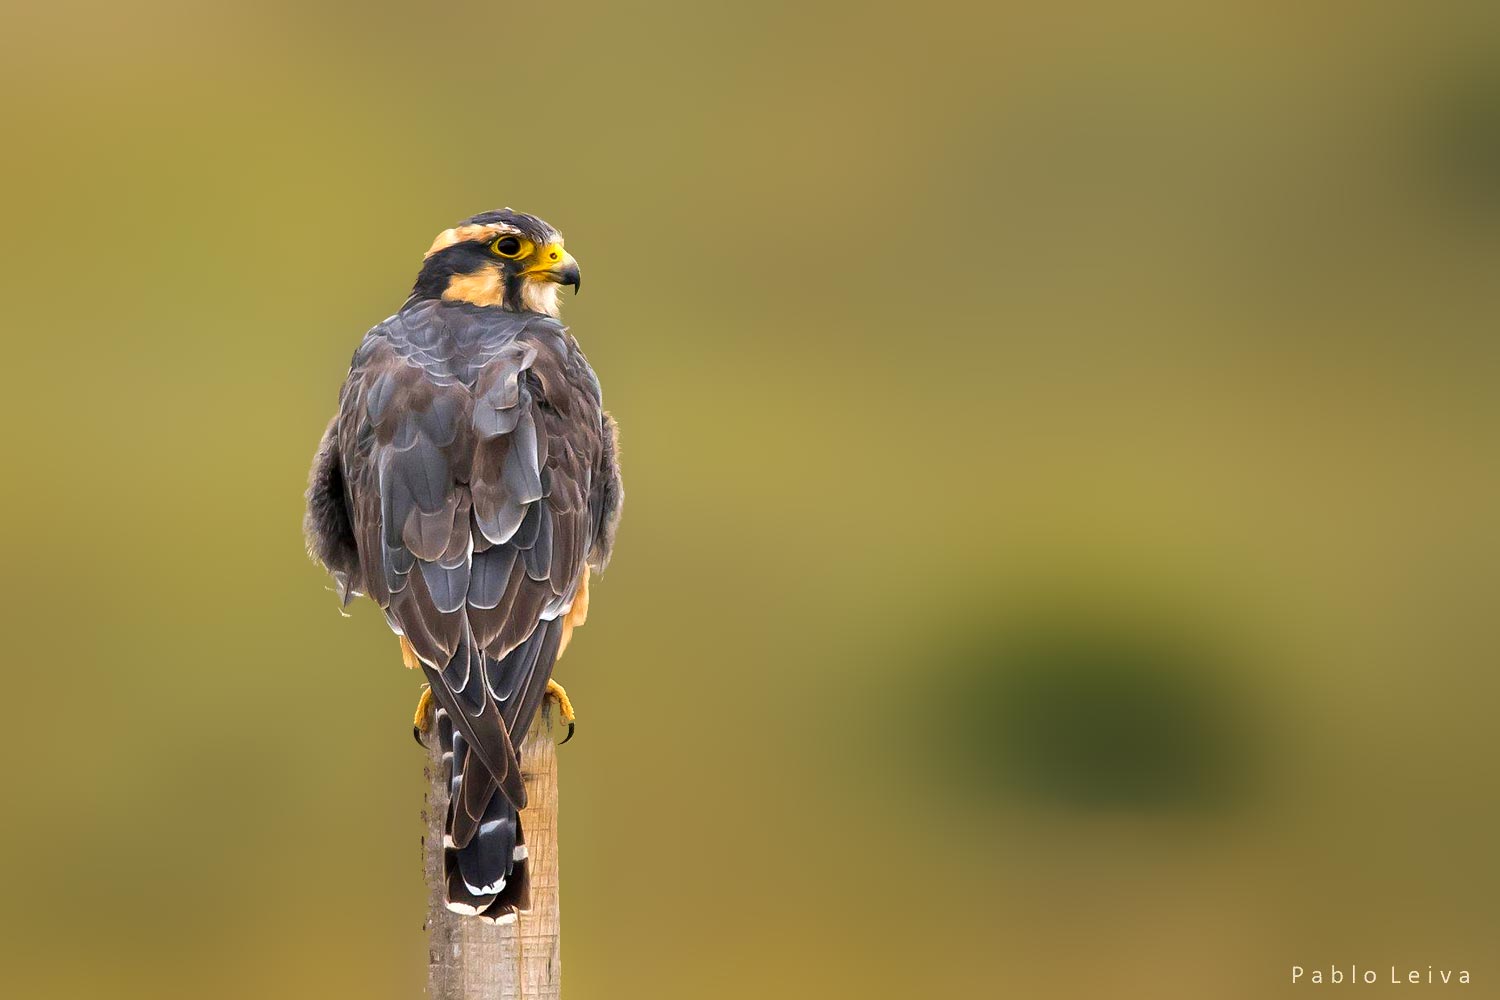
[412,685,434,746]
[545,679,577,744]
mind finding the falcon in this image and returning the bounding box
[304,209,622,922]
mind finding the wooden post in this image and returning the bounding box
[425,712,562,999]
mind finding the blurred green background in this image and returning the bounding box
[2,1,1497,997]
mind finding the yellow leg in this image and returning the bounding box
[412,685,434,745]
[545,679,577,744]
[404,637,436,745]
[548,568,590,745]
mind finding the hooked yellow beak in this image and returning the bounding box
[523,242,581,294]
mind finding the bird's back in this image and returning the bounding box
[356,299,582,390]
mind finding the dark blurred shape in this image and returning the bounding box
[945,607,1252,812]
[1410,46,1500,215]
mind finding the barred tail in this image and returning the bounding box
[434,706,531,922]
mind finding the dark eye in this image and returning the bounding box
[491,236,523,258]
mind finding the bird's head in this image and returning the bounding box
[410,209,580,317]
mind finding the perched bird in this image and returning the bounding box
[304,209,622,922]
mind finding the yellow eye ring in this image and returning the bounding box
[490,235,528,259]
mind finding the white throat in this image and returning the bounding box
[521,280,561,318]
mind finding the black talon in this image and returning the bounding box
[560,721,576,745]
[413,724,427,747]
